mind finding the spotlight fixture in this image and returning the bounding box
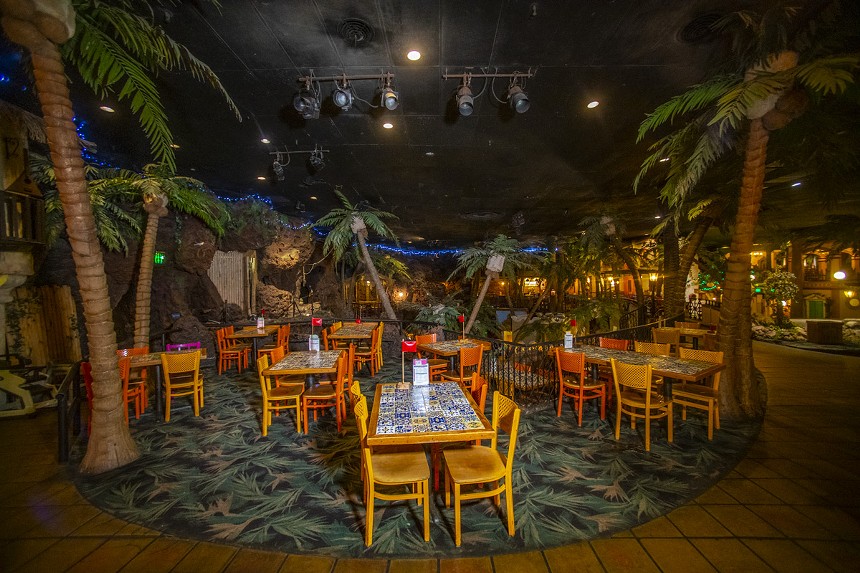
[456,76,474,117]
[272,155,285,181]
[507,83,529,113]
[331,78,353,111]
[443,68,535,118]
[293,79,320,119]
[380,77,399,110]
[308,147,325,172]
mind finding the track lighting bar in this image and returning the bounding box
[442,69,535,80]
[297,71,395,83]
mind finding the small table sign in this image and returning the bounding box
[413,358,429,386]
[308,334,320,352]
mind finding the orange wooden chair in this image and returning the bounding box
[116,346,149,411]
[353,327,381,376]
[258,323,290,361]
[161,349,204,422]
[599,337,629,351]
[302,351,348,432]
[415,333,449,380]
[634,341,672,356]
[216,328,248,374]
[555,348,605,425]
[117,355,146,424]
[440,345,483,391]
[652,328,681,356]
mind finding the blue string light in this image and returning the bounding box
[73,115,113,168]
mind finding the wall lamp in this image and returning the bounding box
[295,71,398,117]
[443,68,535,117]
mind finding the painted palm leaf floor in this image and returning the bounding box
[72,357,760,558]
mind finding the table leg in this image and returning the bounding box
[692,337,699,350]
[154,365,163,421]
[305,374,317,389]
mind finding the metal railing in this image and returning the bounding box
[0,189,44,247]
[56,362,83,463]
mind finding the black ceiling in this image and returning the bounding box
[4,0,802,246]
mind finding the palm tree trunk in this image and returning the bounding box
[611,236,645,307]
[662,227,682,318]
[133,208,161,347]
[523,282,551,324]
[1,11,139,473]
[355,230,396,320]
[719,118,769,418]
[675,216,714,317]
[466,273,494,334]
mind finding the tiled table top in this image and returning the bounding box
[367,382,493,446]
[562,346,723,382]
[329,322,378,339]
[266,350,342,374]
[416,339,482,357]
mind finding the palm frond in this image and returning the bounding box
[637,76,740,141]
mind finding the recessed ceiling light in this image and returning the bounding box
[654,215,662,219]
[170,143,180,149]
[260,138,270,144]
[425,151,435,156]
[587,101,599,109]
[383,122,393,129]
[407,50,421,61]
[791,181,802,187]
[309,196,318,200]
[99,105,115,113]
[256,176,266,181]
[658,157,669,162]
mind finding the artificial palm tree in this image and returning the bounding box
[0,0,238,473]
[580,215,646,308]
[635,2,859,417]
[315,188,399,320]
[88,164,230,347]
[449,234,537,334]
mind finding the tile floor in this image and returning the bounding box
[1,342,859,572]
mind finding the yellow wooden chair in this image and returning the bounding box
[652,327,681,356]
[161,350,204,422]
[634,341,672,356]
[554,348,605,425]
[353,394,430,546]
[257,355,302,435]
[442,391,520,547]
[354,327,381,375]
[674,348,724,440]
[610,358,672,451]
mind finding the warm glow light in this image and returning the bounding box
[834,271,847,280]
[256,176,266,180]
[383,122,394,129]
[845,290,856,298]
[654,215,661,219]
[170,143,180,149]
[407,50,421,61]
[587,101,599,109]
[649,273,658,281]
[99,105,115,113]
[310,196,318,200]
[658,157,669,162]
[260,138,270,144]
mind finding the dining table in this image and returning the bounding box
[415,338,485,370]
[366,381,494,447]
[226,324,279,366]
[129,348,207,421]
[264,350,343,389]
[679,327,712,350]
[328,321,378,345]
[559,345,724,396]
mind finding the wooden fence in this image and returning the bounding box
[7,285,80,364]
[207,250,256,316]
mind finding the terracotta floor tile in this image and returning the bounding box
[73,512,133,537]
[172,541,237,573]
[631,516,682,538]
[222,548,287,573]
[742,539,832,573]
[639,538,716,573]
[590,538,660,573]
[2,537,60,572]
[665,506,732,537]
[749,505,835,539]
[695,486,739,505]
[795,539,860,573]
[750,478,826,504]
[493,550,549,573]
[438,556,493,573]
[15,537,106,573]
[118,537,196,573]
[543,543,604,573]
[716,478,782,504]
[332,557,388,573]
[733,459,782,479]
[388,558,438,573]
[703,505,783,537]
[280,554,336,573]
[690,538,773,573]
[65,537,155,573]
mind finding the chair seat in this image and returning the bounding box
[304,384,336,399]
[443,445,505,484]
[270,386,303,399]
[560,376,605,391]
[373,450,431,484]
[618,389,670,408]
[427,359,447,367]
[673,384,718,400]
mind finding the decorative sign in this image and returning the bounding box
[154,251,166,265]
[412,359,429,386]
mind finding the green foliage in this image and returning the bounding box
[314,187,399,261]
[225,198,291,243]
[62,0,240,171]
[448,234,538,281]
[373,253,411,281]
[405,292,496,337]
[515,298,623,343]
[759,270,800,326]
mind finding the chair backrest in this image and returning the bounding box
[470,373,488,413]
[161,350,201,385]
[415,333,437,345]
[216,328,229,351]
[271,345,285,364]
[257,354,271,397]
[610,358,654,395]
[599,337,629,351]
[321,327,331,350]
[677,321,702,330]
[166,342,201,352]
[332,321,343,331]
[349,379,363,406]
[277,323,291,347]
[490,392,521,472]
[347,344,356,388]
[117,355,131,394]
[555,348,586,386]
[635,341,671,356]
[117,346,149,358]
[652,327,680,346]
[459,345,483,374]
[678,348,724,390]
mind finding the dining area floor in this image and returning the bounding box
[1,341,859,572]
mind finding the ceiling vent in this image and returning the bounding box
[678,12,722,44]
[339,18,374,47]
